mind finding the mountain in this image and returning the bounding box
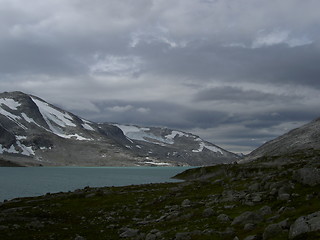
[245,118,320,161]
[0,91,239,166]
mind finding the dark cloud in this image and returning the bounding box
[0,0,320,153]
[194,86,298,102]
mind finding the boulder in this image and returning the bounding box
[259,206,272,216]
[244,223,256,231]
[231,211,263,226]
[175,232,191,240]
[203,208,215,218]
[220,227,235,238]
[293,168,320,186]
[248,182,260,192]
[278,193,290,201]
[217,214,231,223]
[243,235,258,240]
[263,223,284,240]
[289,211,320,239]
[119,228,139,238]
[181,199,191,207]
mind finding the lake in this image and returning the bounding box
[0,167,191,202]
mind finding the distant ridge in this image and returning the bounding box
[0,91,239,166]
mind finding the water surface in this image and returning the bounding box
[0,167,191,201]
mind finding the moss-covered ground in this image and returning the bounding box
[1,152,320,239]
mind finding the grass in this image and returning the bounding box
[1,152,320,239]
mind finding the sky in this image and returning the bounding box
[0,0,320,153]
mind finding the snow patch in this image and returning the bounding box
[82,122,95,131]
[16,141,35,156]
[115,124,150,137]
[31,98,92,141]
[81,119,95,131]
[0,108,21,121]
[32,97,76,129]
[192,138,223,154]
[114,124,174,145]
[0,98,20,110]
[144,161,171,166]
[16,135,27,140]
[7,145,19,154]
[0,141,35,156]
[165,130,189,141]
[21,113,37,124]
[57,133,92,141]
[0,108,27,129]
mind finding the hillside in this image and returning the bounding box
[245,118,320,161]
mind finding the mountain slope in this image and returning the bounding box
[246,118,320,161]
[0,91,239,166]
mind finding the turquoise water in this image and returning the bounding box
[0,167,191,201]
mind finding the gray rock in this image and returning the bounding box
[145,233,157,240]
[120,228,139,238]
[278,185,292,195]
[181,199,191,207]
[202,208,215,217]
[26,221,44,229]
[278,206,295,215]
[217,214,231,223]
[269,188,278,196]
[74,235,86,240]
[244,201,254,206]
[259,206,272,216]
[252,195,262,202]
[221,227,235,237]
[202,228,216,235]
[263,223,284,240]
[243,235,258,240]
[232,211,263,226]
[244,223,256,231]
[248,182,260,191]
[293,168,320,186]
[289,211,320,239]
[175,232,191,240]
[278,193,290,201]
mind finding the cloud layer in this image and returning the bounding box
[1,0,320,153]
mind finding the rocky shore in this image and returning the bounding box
[0,151,320,239]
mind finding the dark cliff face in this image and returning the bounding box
[0,125,16,147]
[0,91,239,166]
[246,118,320,161]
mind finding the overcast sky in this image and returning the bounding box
[1,0,320,153]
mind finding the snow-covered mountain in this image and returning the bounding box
[0,91,239,166]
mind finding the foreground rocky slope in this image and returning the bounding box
[0,149,319,239]
[0,91,238,166]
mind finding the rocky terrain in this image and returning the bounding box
[0,91,238,167]
[1,92,320,239]
[0,149,319,240]
[245,118,320,161]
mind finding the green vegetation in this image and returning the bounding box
[1,152,320,239]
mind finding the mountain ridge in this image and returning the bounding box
[0,91,239,166]
[244,117,320,162]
